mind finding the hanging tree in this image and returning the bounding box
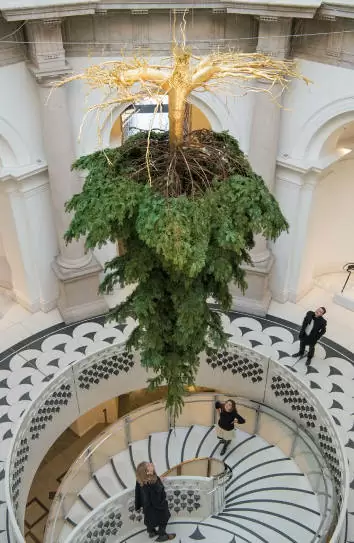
[61,34,310,420]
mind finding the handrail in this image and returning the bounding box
[64,476,215,543]
[45,395,334,543]
[4,341,349,543]
[161,456,225,477]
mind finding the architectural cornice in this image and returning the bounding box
[1,1,354,22]
[27,61,72,84]
[319,4,354,20]
[0,163,48,183]
[276,157,322,176]
[227,3,318,19]
[2,2,96,22]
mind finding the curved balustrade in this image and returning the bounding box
[63,476,215,543]
[5,341,349,543]
[44,395,336,542]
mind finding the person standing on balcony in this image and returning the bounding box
[135,462,176,541]
[292,307,327,366]
[215,399,245,456]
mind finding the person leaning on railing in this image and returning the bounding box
[215,399,246,456]
[135,461,176,541]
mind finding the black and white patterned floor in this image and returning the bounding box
[0,311,353,542]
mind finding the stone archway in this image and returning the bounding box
[0,118,31,168]
[272,101,354,305]
[295,123,354,306]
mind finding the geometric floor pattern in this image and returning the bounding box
[0,310,353,542]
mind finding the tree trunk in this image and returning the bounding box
[168,87,188,152]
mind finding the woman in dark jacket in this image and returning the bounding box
[135,461,176,541]
[215,399,245,456]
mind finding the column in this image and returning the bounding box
[0,169,59,312]
[0,179,40,311]
[0,232,12,290]
[230,17,291,315]
[270,165,305,303]
[287,172,318,302]
[20,171,59,311]
[27,19,107,322]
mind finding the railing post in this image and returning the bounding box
[254,406,260,435]
[290,427,299,457]
[124,416,131,447]
[213,395,218,425]
[86,447,94,476]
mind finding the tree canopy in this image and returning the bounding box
[65,129,288,420]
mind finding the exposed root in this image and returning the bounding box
[113,129,252,197]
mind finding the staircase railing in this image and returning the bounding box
[44,394,336,543]
[5,342,348,543]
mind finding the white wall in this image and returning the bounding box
[2,56,354,311]
[278,59,354,162]
[300,156,354,285]
[0,62,46,167]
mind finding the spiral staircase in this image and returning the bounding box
[68,427,319,542]
[51,417,323,543]
[5,341,347,543]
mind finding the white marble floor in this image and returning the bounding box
[2,279,354,354]
[0,285,354,542]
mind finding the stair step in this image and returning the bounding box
[94,462,124,497]
[59,522,75,543]
[112,448,136,488]
[59,425,321,543]
[212,511,305,543]
[166,427,189,468]
[181,425,211,460]
[65,499,90,525]
[79,479,107,509]
[129,439,150,472]
[149,432,169,474]
[225,502,320,532]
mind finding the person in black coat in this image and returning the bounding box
[135,461,176,541]
[292,307,327,366]
[215,399,245,456]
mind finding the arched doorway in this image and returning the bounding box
[296,122,354,306]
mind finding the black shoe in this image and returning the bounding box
[156,535,176,542]
[292,352,304,358]
[148,529,158,538]
[220,441,230,456]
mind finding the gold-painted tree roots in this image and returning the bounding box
[58,46,310,152]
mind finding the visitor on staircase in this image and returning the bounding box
[135,462,176,541]
[215,399,246,456]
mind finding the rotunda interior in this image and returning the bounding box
[1,4,354,543]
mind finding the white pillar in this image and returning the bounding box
[271,166,319,303]
[230,17,291,315]
[0,168,59,312]
[0,232,12,290]
[20,172,59,311]
[287,173,318,302]
[0,181,40,311]
[270,165,304,302]
[38,83,92,268]
[27,18,107,322]
[247,85,282,268]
